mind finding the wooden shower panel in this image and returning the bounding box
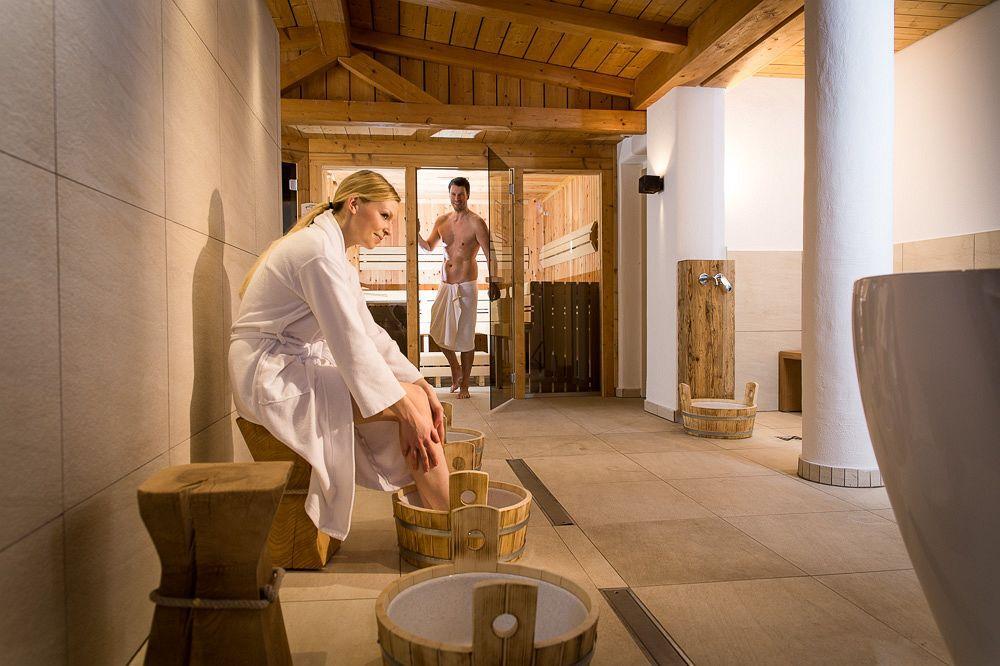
[677,259,735,400]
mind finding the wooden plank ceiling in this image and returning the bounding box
[271,0,994,143]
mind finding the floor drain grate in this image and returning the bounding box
[601,588,691,666]
[505,459,574,526]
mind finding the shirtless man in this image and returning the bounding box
[418,177,496,399]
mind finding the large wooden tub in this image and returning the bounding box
[679,382,759,439]
[444,426,486,471]
[393,471,531,568]
[377,505,599,665]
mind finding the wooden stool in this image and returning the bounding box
[137,462,293,665]
[237,417,341,569]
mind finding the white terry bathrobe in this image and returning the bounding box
[229,211,422,541]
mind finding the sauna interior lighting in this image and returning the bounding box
[430,129,482,139]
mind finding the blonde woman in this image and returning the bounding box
[230,170,449,543]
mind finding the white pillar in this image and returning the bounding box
[800,0,894,486]
[617,136,647,397]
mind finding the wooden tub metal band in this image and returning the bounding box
[680,410,749,421]
[380,646,594,666]
[683,426,753,437]
[149,567,286,610]
[393,515,529,537]
[397,543,528,566]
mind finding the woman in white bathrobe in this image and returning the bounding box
[229,170,449,542]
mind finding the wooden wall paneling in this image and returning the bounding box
[449,67,475,104]
[451,14,483,48]
[590,93,612,109]
[498,75,521,105]
[544,84,568,108]
[424,62,450,102]
[522,80,545,107]
[348,0,374,29]
[554,281,571,392]
[267,0,297,28]
[372,52,401,101]
[399,56,424,89]
[574,39,617,71]
[327,62,351,99]
[599,168,615,396]
[292,0,314,26]
[406,166,419,364]
[425,7,455,42]
[569,88,591,109]
[399,1,427,37]
[500,24,536,58]
[474,72,498,106]
[371,0,399,33]
[548,34,591,67]
[523,28,563,62]
[677,259,736,400]
[612,96,630,110]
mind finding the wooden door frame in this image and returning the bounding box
[516,167,617,399]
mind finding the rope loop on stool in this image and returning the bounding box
[149,568,286,610]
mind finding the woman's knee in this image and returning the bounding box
[401,382,431,417]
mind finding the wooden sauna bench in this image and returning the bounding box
[236,418,340,570]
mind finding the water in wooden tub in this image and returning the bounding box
[386,572,588,647]
[401,487,523,509]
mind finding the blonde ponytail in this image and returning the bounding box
[240,170,400,297]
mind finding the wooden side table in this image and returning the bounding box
[778,350,802,412]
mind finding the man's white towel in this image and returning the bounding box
[430,281,477,352]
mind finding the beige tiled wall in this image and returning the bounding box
[729,231,999,413]
[729,251,803,411]
[0,0,280,662]
[897,230,1000,271]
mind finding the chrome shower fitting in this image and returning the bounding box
[714,273,733,292]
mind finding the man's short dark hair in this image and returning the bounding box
[448,177,470,195]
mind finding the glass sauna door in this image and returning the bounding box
[488,150,515,411]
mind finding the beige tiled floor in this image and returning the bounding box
[192,394,947,665]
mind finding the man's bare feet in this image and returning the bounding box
[457,386,471,399]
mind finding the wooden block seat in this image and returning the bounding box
[679,381,760,439]
[137,462,293,665]
[236,417,341,570]
[376,505,599,665]
[392,470,532,568]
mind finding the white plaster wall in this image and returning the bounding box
[616,137,646,396]
[645,87,727,415]
[895,1,1000,243]
[725,77,804,251]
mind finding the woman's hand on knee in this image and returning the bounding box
[389,388,442,472]
[415,379,446,444]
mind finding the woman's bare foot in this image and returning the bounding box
[449,382,460,393]
[457,386,471,399]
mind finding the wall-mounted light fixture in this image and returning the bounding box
[638,174,664,194]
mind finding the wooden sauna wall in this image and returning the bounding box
[524,175,601,283]
[525,282,601,393]
[677,259,736,400]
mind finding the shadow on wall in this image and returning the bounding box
[190,190,232,462]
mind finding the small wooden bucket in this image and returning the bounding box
[444,426,485,471]
[377,505,599,666]
[392,471,532,568]
[679,382,759,439]
[441,400,454,428]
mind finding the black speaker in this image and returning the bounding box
[638,174,664,194]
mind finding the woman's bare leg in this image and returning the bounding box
[399,383,450,510]
[353,382,450,510]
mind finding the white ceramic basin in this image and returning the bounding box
[853,269,1000,665]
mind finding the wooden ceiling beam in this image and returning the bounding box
[337,52,442,104]
[282,99,646,133]
[306,0,352,57]
[702,7,804,88]
[400,0,687,53]
[632,0,803,109]
[280,27,321,52]
[305,138,615,158]
[351,29,634,98]
[281,47,340,92]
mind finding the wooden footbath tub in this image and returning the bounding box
[679,381,759,439]
[393,470,532,568]
[377,505,599,666]
[439,400,486,470]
